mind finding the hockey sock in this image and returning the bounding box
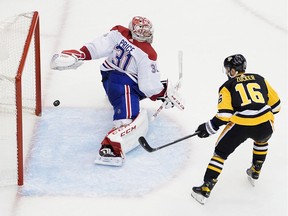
[204,154,225,182]
[252,141,268,164]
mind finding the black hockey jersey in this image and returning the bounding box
[211,73,281,126]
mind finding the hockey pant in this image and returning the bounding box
[204,120,274,182]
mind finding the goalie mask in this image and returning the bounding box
[128,16,154,44]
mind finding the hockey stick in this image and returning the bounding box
[138,131,199,153]
[150,50,183,121]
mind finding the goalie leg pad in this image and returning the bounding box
[94,110,148,166]
[107,109,149,154]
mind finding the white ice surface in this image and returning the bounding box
[0,0,287,215]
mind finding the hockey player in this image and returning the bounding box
[191,54,281,204]
[50,16,184,166]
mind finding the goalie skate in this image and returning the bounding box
[94,155,124,167]
[94,147,125,167]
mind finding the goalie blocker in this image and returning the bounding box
[156,80,185,110]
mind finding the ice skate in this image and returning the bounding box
[94,145,124,167]
[246,160,263,187]
[191,179,217,205]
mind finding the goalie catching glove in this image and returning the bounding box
[50,49,86,71]
[155,80,185,110]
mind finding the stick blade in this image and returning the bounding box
[138,136,154,152]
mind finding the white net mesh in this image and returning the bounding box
[0,12,36,113]
[0,12,39,186]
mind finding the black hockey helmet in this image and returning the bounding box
[224,54,247,72]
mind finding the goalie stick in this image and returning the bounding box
[138,131,199,153]
[151,50,183,121]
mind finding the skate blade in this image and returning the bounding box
[191,191,207,205]
[247,176,256,187]
[94,156,124,167]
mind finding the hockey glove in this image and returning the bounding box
[156,80,174,108]
[157,97,174,109]
[50,49,86,71]
[156,80,184,110]
[196,120,219,138]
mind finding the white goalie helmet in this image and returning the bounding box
[128,16,154,43]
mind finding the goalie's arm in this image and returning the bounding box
[50,46,91,71]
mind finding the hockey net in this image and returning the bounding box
[0,11,41,186]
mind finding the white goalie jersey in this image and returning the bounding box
[82,25,164,98]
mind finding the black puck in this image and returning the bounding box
[53,100,60,107]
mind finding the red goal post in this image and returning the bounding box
[0,11,42,186]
